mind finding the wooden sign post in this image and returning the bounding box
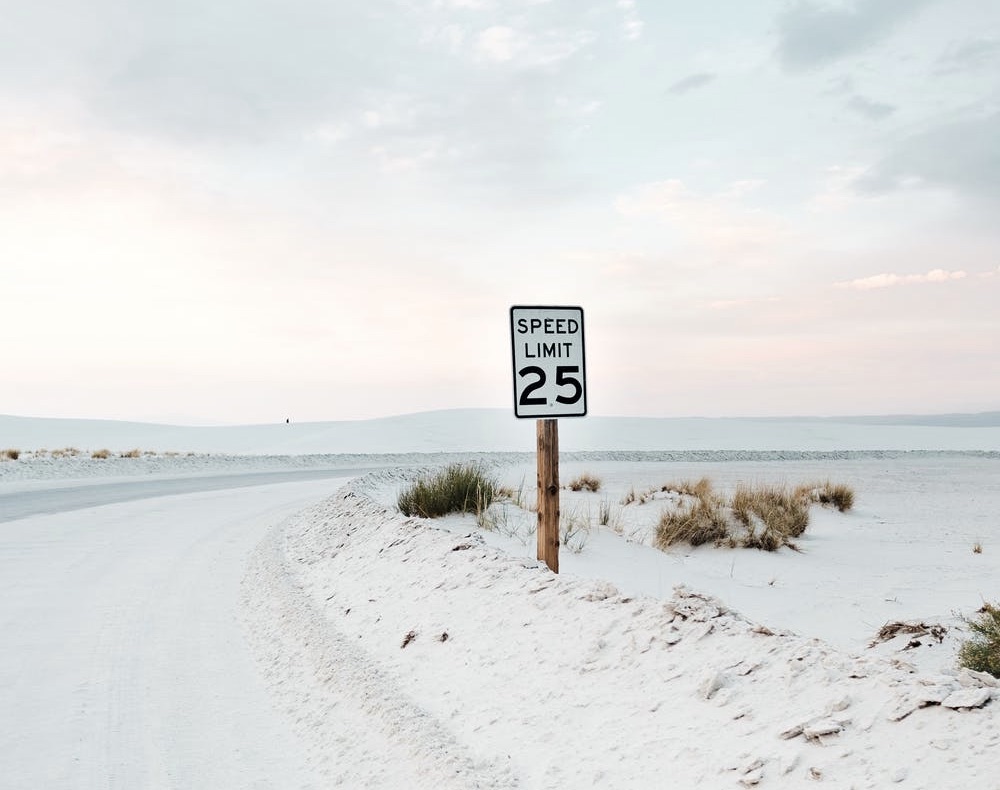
[510,306,587,574]
[536,418,560,573]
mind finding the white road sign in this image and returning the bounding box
[510,305,587,418]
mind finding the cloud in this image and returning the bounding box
[857,112,1000,200]
[775,0,930,71]
[0,0,620,206]
[615,179,786,263]
[935,37,1000,75]
[422,24,467,56]
[434,0,494,8]
[846,95,895,120]
[476,26,526,62]
[836,269,968,290]
[618,0,644,40]
[706,297,781,310]
[667,73,716,95]
[475,26,597,67]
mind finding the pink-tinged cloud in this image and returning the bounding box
[836,268,967,290]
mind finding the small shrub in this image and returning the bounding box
[958,603,1000,678]
[796,480,855,512]
[654,496,729,549]
[120,448,142,458]
[567,473,602,492]
[398,463,500,519]
[973,542,983,554]
[2,448,20,460]
[662,477,714,500]
[91,449,110,459]
[732,483,810,542]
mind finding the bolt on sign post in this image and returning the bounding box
[510,305,587,573]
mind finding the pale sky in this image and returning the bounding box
[3,0,999,424]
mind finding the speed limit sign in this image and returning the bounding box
[510,305,587,418]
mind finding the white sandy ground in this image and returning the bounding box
[2,412,999,788]
[0,478,348,788]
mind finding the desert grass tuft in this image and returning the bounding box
[567,472,602,493]
[652,479,853,553]
[958,602,1000,678]
[91,449,111,459]
[732,483,810,541]
[398,463,500,519]
[654,495,729,549]
[2,448,20,461]
[120,448,142,459]
[661,477,714,500]
[795,480,855,512]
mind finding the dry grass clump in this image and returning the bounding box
[794,480,855,512]
[398,463,500,519]
[870,620,946,648]
[567,473,602,492]
[662,477,714,499]
[732,483,810,549]
[653,479,853,552]
[622,478,714,506]
[621,486,641,505]
[958,603,1000,678]
[2,448,20,461]
[120,448,142,458]
[91,449,111,459]
[654,495,729,549]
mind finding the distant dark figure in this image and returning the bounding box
[286,418,290,424]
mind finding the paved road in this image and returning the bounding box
[0,474,359,788]
[0,467,375,523]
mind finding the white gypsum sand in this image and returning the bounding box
[2,411,998,788]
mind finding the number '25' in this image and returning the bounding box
[517,365,582,406]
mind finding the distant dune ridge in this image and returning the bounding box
[2,409,999,455]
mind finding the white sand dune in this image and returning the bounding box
[3,408,999,454]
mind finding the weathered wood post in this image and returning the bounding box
[536,418,560,573]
